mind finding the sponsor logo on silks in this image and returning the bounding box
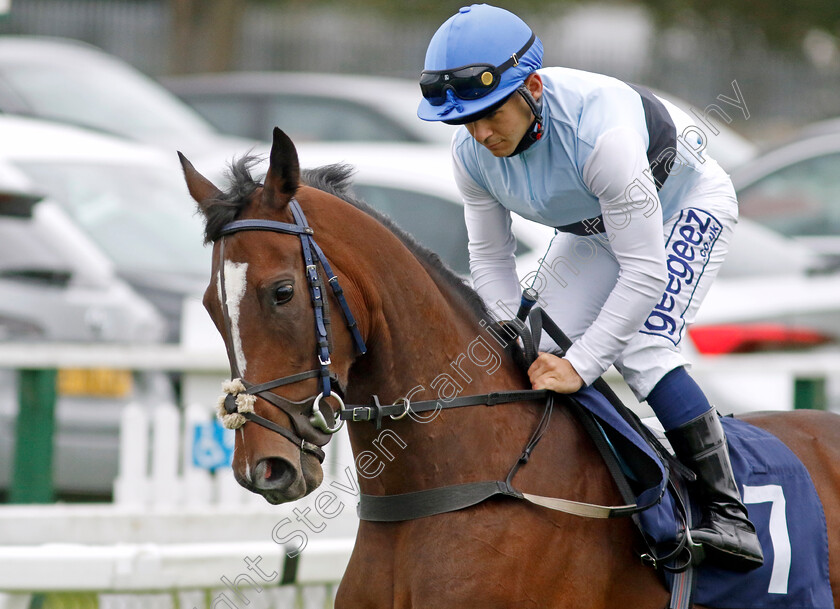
[642,208,722,345]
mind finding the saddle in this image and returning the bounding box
[518,308,833,609]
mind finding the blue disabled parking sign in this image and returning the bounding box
[192,419,234,470]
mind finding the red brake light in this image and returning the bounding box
[688,323,834,355]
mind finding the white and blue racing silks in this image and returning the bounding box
[453,67,712,230]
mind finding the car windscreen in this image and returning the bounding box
[352,183,472,275]
[0,59,213,142]
[738,152,840,238]
[13,162,208,277]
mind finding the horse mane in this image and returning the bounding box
[199,155,491,324]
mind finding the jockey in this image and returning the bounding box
[418,3,763,571]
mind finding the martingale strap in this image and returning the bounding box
[356,392,663,522]
[355,388,667,522]
[354,307,671,526]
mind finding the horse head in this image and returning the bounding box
[181,128,369,504]
[182,125,537,511]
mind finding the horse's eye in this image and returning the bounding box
[273,284,294,305]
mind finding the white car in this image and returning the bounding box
[0,115,210,341]
[197,140,840,414]
[0,162,172,497]
[731,128,840,258]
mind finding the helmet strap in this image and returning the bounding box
[508,84,544,157]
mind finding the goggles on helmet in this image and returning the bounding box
[420,32,535,106]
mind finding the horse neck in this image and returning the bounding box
[347,248,527,405]
[337,230,586,496]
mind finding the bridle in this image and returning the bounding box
[215,197,366,463]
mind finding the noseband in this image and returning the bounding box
[215,197,367,463]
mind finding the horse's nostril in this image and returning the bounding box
[254,457,296,490]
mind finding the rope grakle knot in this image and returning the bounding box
[216,378,256,430]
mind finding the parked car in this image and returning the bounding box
[0,115,209,341]
[731,128,840,258]
[651,88,757,172]
[0,36,259,169]
[160,71,457,146]
[0,162,173,498]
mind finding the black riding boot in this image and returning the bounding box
[665,409,764,571]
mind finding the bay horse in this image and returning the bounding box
[181,127,840,609]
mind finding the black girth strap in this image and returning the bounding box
[359,481,523,522]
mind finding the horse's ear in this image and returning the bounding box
[262,127,300,209]
[178,152,223,203]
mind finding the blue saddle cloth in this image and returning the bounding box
[571,386,834,609]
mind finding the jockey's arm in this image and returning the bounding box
[454,147,522,320]
[562,126,668,387]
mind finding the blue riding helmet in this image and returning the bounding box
[417,4,543,124]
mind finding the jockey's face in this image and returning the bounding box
[464,73,542,158]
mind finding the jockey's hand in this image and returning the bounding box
[528,352,584,393]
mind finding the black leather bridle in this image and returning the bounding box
[215,198,366,463]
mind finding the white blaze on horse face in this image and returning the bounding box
[217,260,249,376]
